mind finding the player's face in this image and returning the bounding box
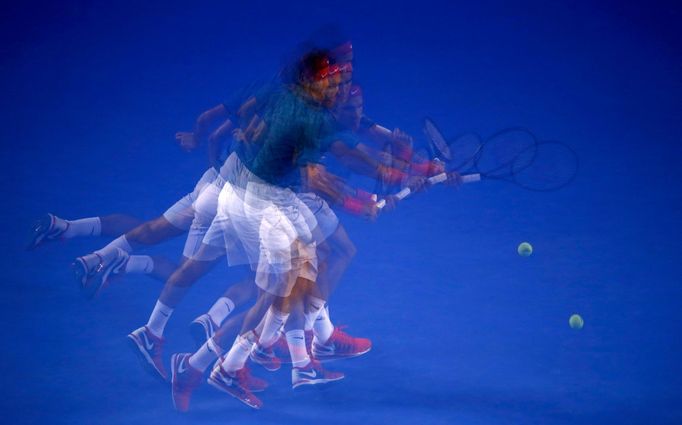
[337,69,353,103]
[335,96,363,130]
[323,73,340,108]
[306,77,329,104]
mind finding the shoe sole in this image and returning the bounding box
[207,376,262,409]
[127,334,169,384]
[312,346,372,363]
[292,374,345,390]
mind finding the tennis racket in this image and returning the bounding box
[377,127,577,207]
[424,117,483,169]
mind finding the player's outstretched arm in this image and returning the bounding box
[175,104,229,152]
[206,118,233,170]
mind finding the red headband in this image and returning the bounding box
[328,64,340,77]
[338,62,353,74]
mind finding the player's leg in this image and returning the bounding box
[295,196,371,361]
[127,253,220,382]
[189,278,256,347]
[185,175,259,345]
[128,175,235,382]
[174,208,302,410]
[281,276,345,390]
[27,163,217,251]
[308,224,371,361]
[26,212,143,250]
[72,215,186,298]
[73,168,220,296]
[172,289,275,411]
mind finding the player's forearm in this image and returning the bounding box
[207,119,233,170]
[329,141,383,178]
[303,164,347,205]
[193,104,228,144]
[352,142,442,180]
[367,124,415,161]
[333,142,413,184]
[303,165,378,217]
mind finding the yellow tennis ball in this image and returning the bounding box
[569,314,584,329]
[517,242,533,256]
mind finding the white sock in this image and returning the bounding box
[146,300,173,338]
[286,330,310,368]
[313,305,334,344]
[207,297,235,326]
[115,235,134,252]
[50,215,69,234]
[62,217,101,238]
[124,255,154,274]
[258,307,289,348]
[95,235,133,261]
[221,331,257,372]
[254,312,267,336]
[188,338,224,372]
[304,296,326,331]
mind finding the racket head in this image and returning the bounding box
[512,141,578,191]
[475,127,538,178]
[447,132,483,171]
[423,117,453,161]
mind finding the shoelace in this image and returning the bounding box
[235,367,263,390]
[235,367,249,381]
[331,326,360,350]
[181,356,203,385]
[306,360,324,373]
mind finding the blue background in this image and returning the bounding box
[2,1,681,424]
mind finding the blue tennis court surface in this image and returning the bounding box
[3,1,681,424]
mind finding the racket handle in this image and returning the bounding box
[461,173,481,183]
[376,187,411,209]
[377,173,482,210]
[427,172,448,184]
[427,172,481,184]
[395,187,412,200]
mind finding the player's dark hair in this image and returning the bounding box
[280,44,330,86]
[298,50,330,82]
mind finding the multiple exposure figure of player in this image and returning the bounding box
[27,36,453,412]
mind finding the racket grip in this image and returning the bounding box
[427,172,448,184]
[461,173,481,183]
[395,187,412,200]
[376,187,411,210]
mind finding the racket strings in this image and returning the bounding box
[446,133,482,172]
[513,141,578,191]
[475,128,538,177]
[422,121,578,192]
[424,118,452,161]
